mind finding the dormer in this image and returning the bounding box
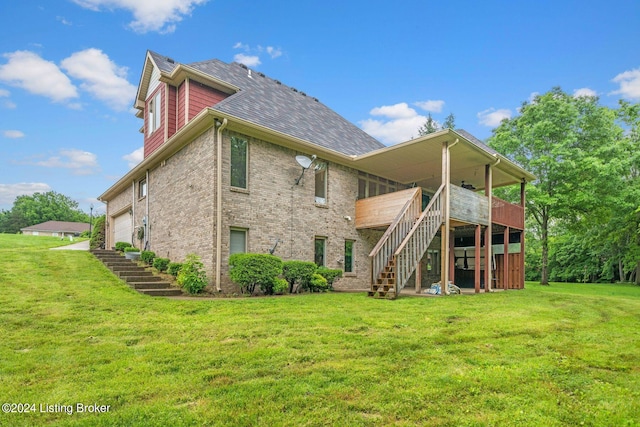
[134,51,240,158]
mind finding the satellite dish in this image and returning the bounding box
[295,155,314,169]
[294,154,317,185]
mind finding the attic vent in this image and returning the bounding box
[166,57,175,64]
[292,88,298,92]
[258,72,265,77]
[238,63,248,69]
[300,92,307,97]
[275,80,281,85]
[313,98,319,102]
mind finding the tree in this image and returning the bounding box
[442,112,456,130]
[0,191,90,233]
[489,88,628,285]
[417,113,439,136]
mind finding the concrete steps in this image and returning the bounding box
[91,249,182,297]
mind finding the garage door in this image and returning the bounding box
[113,212,132,245]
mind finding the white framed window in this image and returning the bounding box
[344,240,354,273]
[314,236,326,267]
[138,178,147,199]
[230,136,248,189]
[315,162,327,204]
[148,91,161,135]
[230,228,247,254]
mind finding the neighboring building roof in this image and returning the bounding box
[21,221,90,233]
[150,51,386,156]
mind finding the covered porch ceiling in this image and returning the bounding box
[352,129,535,191]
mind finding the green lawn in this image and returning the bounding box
[1,234,639,426]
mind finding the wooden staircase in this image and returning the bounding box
[369,184,444,299]
[91,249,183,297]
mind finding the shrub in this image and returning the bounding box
[124,247,140,253]
[272,277,288,295]
[153,257,170,272]
[90,215,106,250]
[309,273,329,292]
[177,254,208,294]
[316,267,343,290]
[229,253,283,295]
[115,241,132,252]
[167,262,183,277]
[282,260,317,293]
[140,251,156,265]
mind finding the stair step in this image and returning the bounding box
[117,270,153,277]
[130,282,172,290]
[124,275,162,283]
[138,288,183,297]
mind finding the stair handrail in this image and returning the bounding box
[369,187,422,287]
[394,183,445,291]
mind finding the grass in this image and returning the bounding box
[1,234,639,426]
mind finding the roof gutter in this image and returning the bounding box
[215,118,228,292]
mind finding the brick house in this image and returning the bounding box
[21,220,89,238]
[98,51,535,296]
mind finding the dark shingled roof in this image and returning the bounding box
[454,129,499,156]
[157,55,385,156]
[21,221,90,233]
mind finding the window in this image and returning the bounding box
[230,136,248,189]
[314,237,326,267]
[357,171,404,199]
[148,91,161,135]
[315,162,327,204]
[138,178,147,199]
[230,228,247,254]
[344,240,354,273]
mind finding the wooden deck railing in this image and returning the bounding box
[368,187,422,287]
[492,197,524,229]
[394,184,445,291]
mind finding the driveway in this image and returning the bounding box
[50,240,90,250]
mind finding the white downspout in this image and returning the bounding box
[215,118,228,291]
[146,169,150,249]
[131,180,135,246]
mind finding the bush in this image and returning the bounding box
[316,267,343,290]
[309,273,329,292]
[115,241,132,252]
[177,254,208,294]
[229,253,283,295]
[282,260,317,293]
[140,251,156,265]
[90,215,106,250]
[272,277,288,295]
[124,247,140,253]
[153,257,170,272]
[167,262,183,277]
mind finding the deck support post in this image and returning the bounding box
[504,226,510,289]
[441,140,451,295]
[520,180,526,289]
[484,164,493,292]
[415,260,421,293]
[449,227,455,286]
[475,224,481,293]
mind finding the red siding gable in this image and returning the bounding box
[177,81,186,129]
[144,85,165,158]
[188,81,228,121]
[167,85,177,139]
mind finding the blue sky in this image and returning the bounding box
[1,0,639,214]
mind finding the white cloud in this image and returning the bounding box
[266,46,282,59]
[233,53,261,67]
[360,102,432,144]
[61,48,136,111]
[477,108,512,127]
[0,50,78,103]
[0,89,15,109]
[0,183,52,207]
[72,0,209,33]
[0,89,9,97]
[611,68,640,100]
[57,16,73,25]
[3,130,24,138]
[32,149,100,175]
[233,42,283,65]
[123,146,144,168]
[573,87,597,98]
[414,100,445,113]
